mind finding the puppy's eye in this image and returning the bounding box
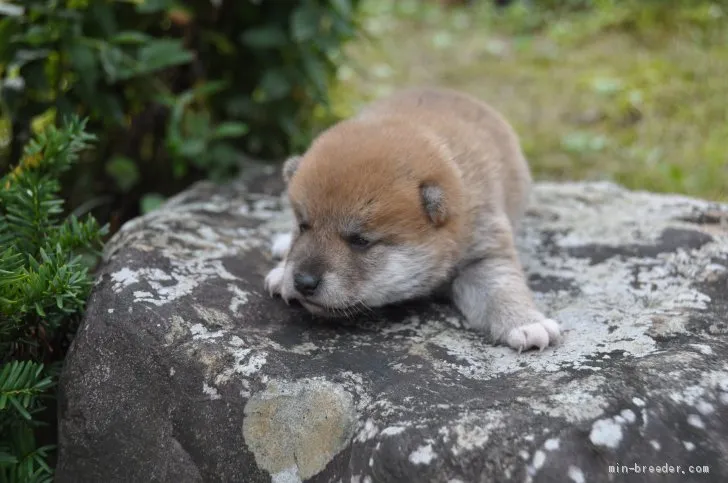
[299,222,310,232]
[346,234,371,249]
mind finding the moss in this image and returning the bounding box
[332,0,728,201]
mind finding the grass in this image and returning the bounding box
[330,0,728,201]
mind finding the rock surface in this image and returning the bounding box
[57,165,728,483]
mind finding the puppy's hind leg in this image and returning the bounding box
[451,220,561,352]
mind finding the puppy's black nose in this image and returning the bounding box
[293,271,321,296]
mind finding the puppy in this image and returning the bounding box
[264,87,561,352]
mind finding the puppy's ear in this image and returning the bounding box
[420,183,448,226]
[282,155,302,184]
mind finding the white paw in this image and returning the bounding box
[264,265,285,297]
[506,318,561,353]
[271,233,292,259]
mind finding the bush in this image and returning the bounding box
[0,2,363,477]
[0,0,362,224]
[0,116,106,482]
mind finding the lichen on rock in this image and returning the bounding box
[243,379,357,482]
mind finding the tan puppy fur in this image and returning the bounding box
[264,87,561,352]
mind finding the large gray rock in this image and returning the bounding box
[57,165,728,483]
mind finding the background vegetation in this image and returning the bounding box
[332,0,728,201]
[1,0,726,480]
[1,117,105,482]
[0,0,361,480]
[0,0,361,229]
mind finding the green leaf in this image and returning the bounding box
[0,452,18,465]
[140,193,166,214]
[202,29,236,55]
[178,139,205,158]
[136,39,194,75]
[111,31,152,44]
[240,26,288,49]
[183,110,211,137]
[188,80,228,98]
[98,45,125,82]
[0,17,21,62]
[13,48,50,66]
[35,302,46,317]
[8,391,32,420]
[331,0,353,18]
[34,452,53,474]
[258,69,291,101]
[211,122,248,140]
[19,25,56,45]
[105,156,140,193]
[301,49,328,100]
[0,3,24,17]
[67,42,99,88]
[94,92,125,124]
[291,6,320,42]
[89,2,118,37]
[135,0,175,13]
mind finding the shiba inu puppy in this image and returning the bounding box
[264,87,561,352]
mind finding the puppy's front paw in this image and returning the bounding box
[505,318,561,353]
[264,265,285,297]
[271,232,293,260]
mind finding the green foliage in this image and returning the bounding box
[0,116,106,482]
[0,3,364,477]
[0,0,362,219]
[338,0,728,201]
[535,0,728,44]
[0,361,55,483]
